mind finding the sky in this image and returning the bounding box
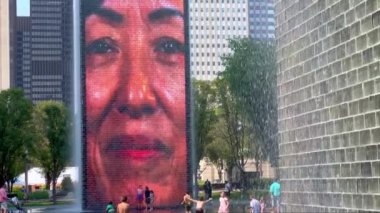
[16,0,30,17]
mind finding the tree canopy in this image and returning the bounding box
[33,100,70,202]
[221,38,278,167]
[193,79,217,166]
[0,89,34,190]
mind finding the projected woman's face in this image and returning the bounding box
[85,0,186,206]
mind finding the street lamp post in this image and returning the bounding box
[24,150,29,200]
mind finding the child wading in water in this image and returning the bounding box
[188,196,212,213]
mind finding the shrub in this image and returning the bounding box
[11,187,25,199]
[28,191,49,200]
[61,176,74,192]
[197,180,205,190]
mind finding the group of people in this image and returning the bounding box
[248,195,265,213]
[106,196,129,213]
[182,192,213,213]
[250,178,281,213]
[182,191,232,213]
[105,185,155,213]
[180,178,280,213]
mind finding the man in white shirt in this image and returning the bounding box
[249,195,260,213]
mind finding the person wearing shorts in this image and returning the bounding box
[269,179,281,213]
[181,192,192,213]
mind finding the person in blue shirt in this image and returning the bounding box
[269,178,281,213]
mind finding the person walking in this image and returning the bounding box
[269,178,281,213]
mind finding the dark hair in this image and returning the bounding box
[199,196,204,201]
[108,201,113,205]
[82,0,104,18]
[121,196,128,202]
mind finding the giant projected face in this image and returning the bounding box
[84,0,187,208]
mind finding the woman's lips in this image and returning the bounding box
[104,135,172,160]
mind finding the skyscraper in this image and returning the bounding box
[10,0,72,105]
[189,0,249,80]
[248,0,275,40]
[0,0,10,90]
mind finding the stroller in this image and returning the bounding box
[8,196,27,213]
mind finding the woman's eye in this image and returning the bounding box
[86,37,118,54]
[154,38,184,54]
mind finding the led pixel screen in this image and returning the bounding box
[82,0,189,209]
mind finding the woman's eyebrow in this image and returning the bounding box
[93,7,123,23]
[148,8,183,22]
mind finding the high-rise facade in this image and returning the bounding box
[0,0,10,90]
[248,0,275,40]
[10,0,72,105]
[189,0,250,80]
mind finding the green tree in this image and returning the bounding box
[61,176,73,192]
[212,78,253,190]
[222,38,278,167]
[0,89,34,191]
[33,101,70,203]
[193,80,217,169]
[205,119,234,182]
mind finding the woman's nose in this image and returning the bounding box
[116,71,158,119]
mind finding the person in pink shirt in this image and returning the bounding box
[0,183,8,213]
[218,191,229,213]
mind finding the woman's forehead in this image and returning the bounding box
[102,0,184,13]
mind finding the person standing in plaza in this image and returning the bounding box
[0,183,8,213]
[105,201,116,213]
[181,192,192,213]
[224,181,232,197]
[269,178,281,213]
[136,185,144,210]
[204,179,212,199]
[259,197,265,213]
[218,191,229,213]
[116,196,129,213]
[188,196,212,213]
[144,186,151,211]
[149,190,155,211]
[249,194,260,213]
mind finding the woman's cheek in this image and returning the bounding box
[86,74,116,124]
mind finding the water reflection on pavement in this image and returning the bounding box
[24,201,250,213]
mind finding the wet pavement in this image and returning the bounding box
[17,200,253,213]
